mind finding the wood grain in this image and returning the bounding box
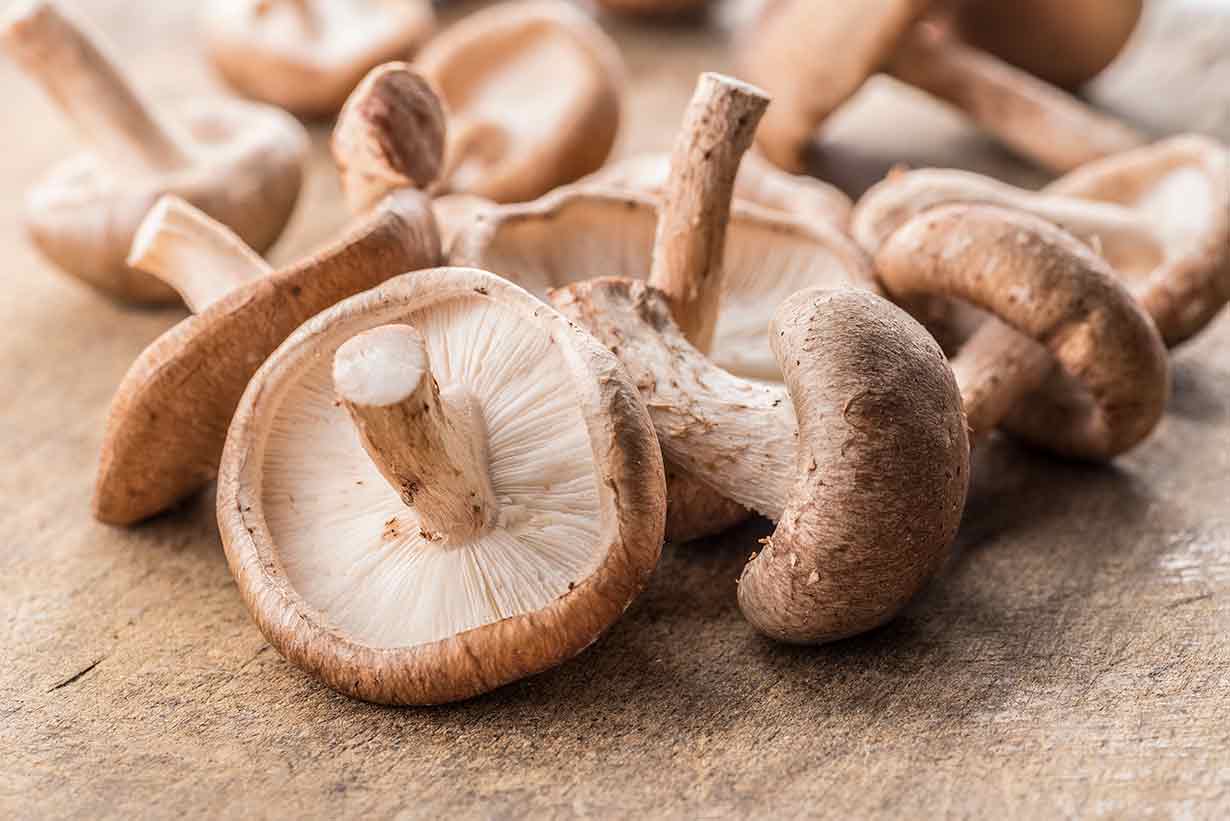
[2,1,1229,817]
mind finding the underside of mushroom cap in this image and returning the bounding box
[582,151,853,230]
[415,0,624,203]
[219,267,664,704]
[94,189,440,526]
[26,97,307,304]
[452,187,878,382]
[549,278,969,644]
[205,0,436,117]
[1044,135,1230,346]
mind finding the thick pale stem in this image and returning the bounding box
[886,24,1146,174]
[127,196,272,313]
[648,72,770,352]
[0,0,193,173]
[333,324,500,544]
[949,318,1055,444]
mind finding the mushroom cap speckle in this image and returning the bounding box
[204,0,436,118]
[218,267,665,705]
[94,190,441,526]
[452,187,877,383]
[415,0,625,203]
[26,97,307,305]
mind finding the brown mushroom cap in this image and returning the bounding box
[550,279,969,643]
[951,0,1143,90]
[581,150,853,230]
[452,187,878,382]
[853,136,1230,347]
[93,190,441,526]
[875,203,1169,461]
[2,1,308,305]
[739,0,931,171]
[414,0,625,203]
[203,0,436,118]
[593,0,712,18]
[218,267,665,704]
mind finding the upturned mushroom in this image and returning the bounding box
[581,149,853,230]
[218,266,665,704]
[1,0,307,304]
[413,1,625,203]
[739,0,1145,175]
[94,191,441,526]
[949,0,1143,90]
[852,135,1230,347]
[873,203,1169,460]
[453,74,877,542]
[203,0,435,118]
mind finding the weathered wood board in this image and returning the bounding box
[3,1,1229,817]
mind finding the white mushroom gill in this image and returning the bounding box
[474,196,872,382]
[261,295,603,648]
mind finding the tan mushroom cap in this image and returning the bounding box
[550,279,968,644]
[94,190,441,526]
[415,0,625,203]
[951,0,1143,90]
[204,0,436,118]
[452,187,878,383]
[876,204,1169,461]
[740,0,931,171]
[853,136,1230,347]
[218,267,665,705]
[581,150,853,230]
[2,1,308,305]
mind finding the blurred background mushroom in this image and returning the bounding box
[203,0,436,119]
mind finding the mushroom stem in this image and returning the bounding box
[255,0,318,36]
[648,72,769,353]
[334,324,500,544]
[332,63,447,213]
[948,318,1054,444]
[127,196,273,314]
[0,1,194,174]
[885,23,1146,173]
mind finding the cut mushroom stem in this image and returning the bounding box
[127,196,272,313]
[648,72,769,352]
[1,0,192,174]
[333,324,499,544]
[885,23,1146,173]
[332,62,447,213]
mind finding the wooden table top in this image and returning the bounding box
[3,1,1228,817]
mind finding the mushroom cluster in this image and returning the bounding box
[18,1,1230,706]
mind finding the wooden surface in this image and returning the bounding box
[4,2,1230,818]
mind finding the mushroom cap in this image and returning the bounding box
[951,0,1143,90]
[593,0,712,17]
[581,150,853,230]
[1045,135,1230,346]
[451,186,878,383]
[204,0,436,118]
[876,203,1169,461]
[738,0,932,170]
[218,267,665,704]
[26,97,307,304]
[853,135,1230,347]
[415,0,625,203]
[93,190,441,526]
[549,278,969,644]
